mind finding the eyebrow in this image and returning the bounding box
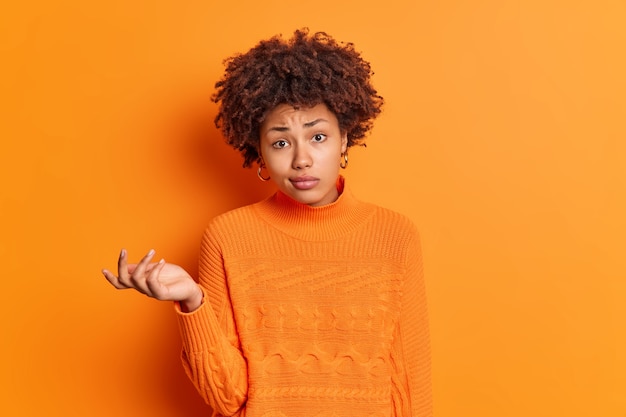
[266,118,328,133]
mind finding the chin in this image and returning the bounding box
[291,194,317,205]
[287,191,323,206]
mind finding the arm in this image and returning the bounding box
[390,228,433,417]
[101,238,248,415]
[177,227,248,416]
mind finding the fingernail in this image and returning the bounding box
[159,258,165,264]
[148,249,155,256]
[120,249,126,257]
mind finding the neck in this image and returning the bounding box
[253,177,375,241]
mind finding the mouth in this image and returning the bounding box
[289,176,319,190]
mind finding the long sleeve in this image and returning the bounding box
[177,227,248,416]
[174,180,433,416]
[390,227,433,416]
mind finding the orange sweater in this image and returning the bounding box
[177,178,432,417]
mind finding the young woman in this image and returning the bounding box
[102,29,432,417]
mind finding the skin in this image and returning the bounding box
[260,103,347,207]
[102,103,348,312]
[102,249,202,312]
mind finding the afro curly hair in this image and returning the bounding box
[212,28,384,168]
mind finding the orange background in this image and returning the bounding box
[1,1,624,416]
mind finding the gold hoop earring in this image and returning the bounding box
[340,152,348,169]
[257,165,270,181]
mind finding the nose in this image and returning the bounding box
[292,143,312,169]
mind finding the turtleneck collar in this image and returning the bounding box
[252,176,376,241]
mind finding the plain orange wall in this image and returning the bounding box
[1,1,624,416]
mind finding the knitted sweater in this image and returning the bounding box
[176,178,432,417]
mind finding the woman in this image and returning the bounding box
[102,28,432,417]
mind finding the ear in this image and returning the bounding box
[257,145,265,165]
[340,132,348,153]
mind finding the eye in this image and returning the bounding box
[312,133,327,142]
[272,139,289,149]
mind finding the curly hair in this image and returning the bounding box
[212,28,384,167]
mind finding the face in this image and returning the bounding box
[259,103,348,207]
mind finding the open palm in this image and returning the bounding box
[102,249,202,310]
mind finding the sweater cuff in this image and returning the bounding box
[175,298,226,353]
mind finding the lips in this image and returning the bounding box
[290,176,319,190]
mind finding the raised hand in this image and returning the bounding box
[102,249,203,312]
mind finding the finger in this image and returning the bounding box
[146,259,167,299]
[102,268,129,290]
[133,259,164,297]
[128,250,157,295]
[126,263,139,274]
[132,249,156,278]
[117,249,129,281]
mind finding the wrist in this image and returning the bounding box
[180,286,203,313]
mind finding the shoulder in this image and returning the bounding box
[204,200,265,235]
[201,197,281,251]
[368,203,421,238]
[211,202,260,224]
[350,201,422,261]
[350,201,423,267]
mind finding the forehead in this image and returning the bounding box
[262,103,338,127]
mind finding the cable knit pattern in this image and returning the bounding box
[176,178,432,417]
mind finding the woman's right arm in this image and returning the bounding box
[102,236,248,415]
[176,228,248,416]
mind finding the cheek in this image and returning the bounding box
[264,154,288,173]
